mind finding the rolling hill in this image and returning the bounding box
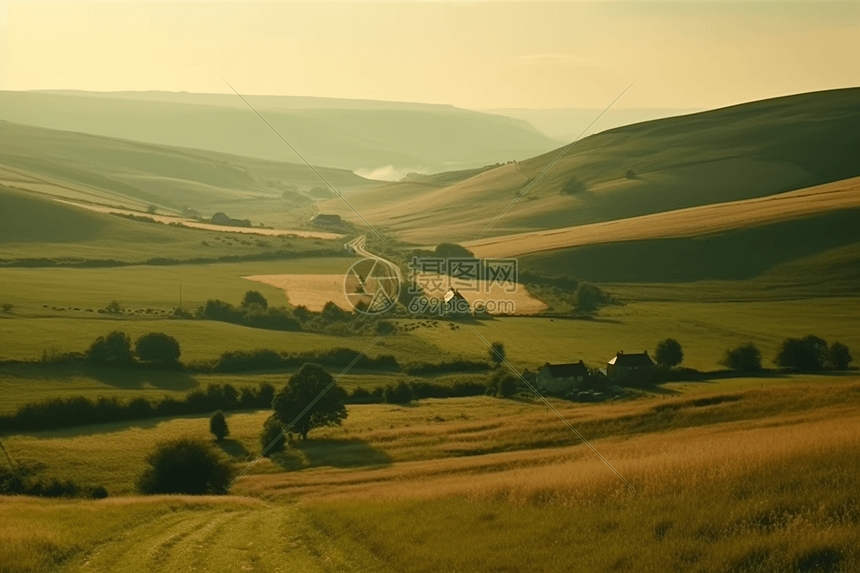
[0,90,562,176]
[318,87,860,244]
[0,120,374,228]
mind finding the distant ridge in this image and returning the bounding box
[0,90,561,175]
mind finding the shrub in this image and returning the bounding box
[209,410,229,441]
[720,343,762,372]
[86,331,134,366]
[489,342,506,366]
[775,335,828,371]
[655,338,684,368]
[574,283,608,313]
[137,438,233,495]
[241,290,268,310]
[260,415,287,456]
[383,381,414,404]
[827,342,853,370]
[560,177,588,195]
[135,332,181,365]
[494,372,519,398]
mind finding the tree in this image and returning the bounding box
[775,335,828,371]
[383,381,414,404]
[574,283,607,313]
[136,438,233,495]
[86,331,133,366]
[241,290,268,310]
[720,343,762,372]
[489,342,506,367]
[560,177,588,196]
[271,364,347,440]
[260,415,287,456]
[490,370,519,398]
[827,342,853,370]
[209,410,229,441]
[105,300,123,314]
[135,332,181,365]
[655,338,684,368]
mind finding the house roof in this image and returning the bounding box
[443,289,468,303]
[541,361,588,378]
[607,351,654,368]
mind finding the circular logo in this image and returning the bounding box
[343,257,400,315]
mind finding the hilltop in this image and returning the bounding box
[319,87,860,244]
[0,90,562,176]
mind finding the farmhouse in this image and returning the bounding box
[537,361,589,394]
[606,350,654,380]
[443,288,471,317]
[210,212,251,227]
[313,214,343,227]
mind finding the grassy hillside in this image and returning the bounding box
[0,90,562,175]
[321,87,860,244]
[0,120,375,228]
[0,187,346,262]
[2,382,859,572]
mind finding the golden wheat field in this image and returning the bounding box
[3,381,860,572]
[469,176,860,258]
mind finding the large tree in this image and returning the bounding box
[135,332,181,365]
[655,338,684,368]
[86,331,133,366]
[775,335,828,371]
[271,363,347,440]
[720,343,762,372]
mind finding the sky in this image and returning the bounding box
[0,1,858,110]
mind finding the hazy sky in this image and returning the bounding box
[1,1,857,110]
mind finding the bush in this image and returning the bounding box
[86,331,134,366]
[574,283,608,313]
[560,177,588,195]
[137,438,233,495]
[489,342,506,366]
[655,338,683,368]
[209,410,229,441]
[135,332,181,365]
[260,415,287,456]
[720,343,762,372]
[383,381,414,404]
[827,342,853,370]
[493,371,519,398]
[241,290,268,310]
[775,335,828,371]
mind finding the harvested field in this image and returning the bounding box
[469,176,860,258]
[417,274,547,315]
[244,274,353,311]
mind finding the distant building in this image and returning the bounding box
[313,214,343,227]
[210,212,251,227]
[443,288,471,317]
[537,361,589,394]
[606,351,654,380]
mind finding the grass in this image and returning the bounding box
[3,381,860,572]
[0,258,356,313]
[397,297,860,372]
[0,186,347,262]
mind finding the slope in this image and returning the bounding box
[319,87,860,244]
[0,90,562,175]
[0,120,373,228]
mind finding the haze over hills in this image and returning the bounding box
[0,90,562,177]
[480,108,704,143]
